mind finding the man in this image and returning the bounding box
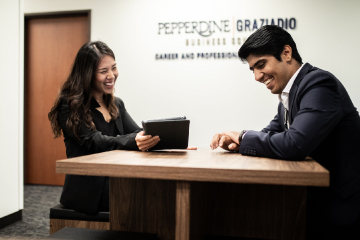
[210,25,360,239]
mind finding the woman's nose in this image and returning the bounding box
[107,71,115,79]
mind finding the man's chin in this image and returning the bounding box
[270,88,280,94]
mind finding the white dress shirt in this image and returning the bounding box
[278,63,305,110]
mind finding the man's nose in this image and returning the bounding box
[254,70,263,82]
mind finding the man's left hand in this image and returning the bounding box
[210,133,240,151]
[222,131,241,145]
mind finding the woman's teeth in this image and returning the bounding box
[105,82,113,86]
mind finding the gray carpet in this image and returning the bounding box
[0,185,63,239]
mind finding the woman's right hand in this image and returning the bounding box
[135,131,160,151]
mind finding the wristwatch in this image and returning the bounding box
[238,130,247,144]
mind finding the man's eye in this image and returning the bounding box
[112,67,117,70]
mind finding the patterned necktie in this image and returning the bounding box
[284,109,289,131]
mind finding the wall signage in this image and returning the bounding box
[156,17,297,60]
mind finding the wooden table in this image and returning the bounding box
[56,148,329,240]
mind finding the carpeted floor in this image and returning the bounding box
[0,185,63,239]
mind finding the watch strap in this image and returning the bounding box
[238,130,247,144]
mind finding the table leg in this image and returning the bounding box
[176,181,190,240]
[190,182,306,240]
[109,177,176,239]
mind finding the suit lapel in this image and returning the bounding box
[114,101,125,135]
[288,63,313,124]
[279,102,286,131]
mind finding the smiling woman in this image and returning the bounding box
[92,55,118,123]
[47,41,160,215]
[93,55,117,97]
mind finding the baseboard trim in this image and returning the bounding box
[0,210,22,229]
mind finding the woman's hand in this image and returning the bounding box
[135,131,160,151]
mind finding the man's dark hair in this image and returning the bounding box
[238,25,302,64]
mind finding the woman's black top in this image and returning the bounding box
[58,97,141,215]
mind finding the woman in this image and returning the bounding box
[48,41,160,215]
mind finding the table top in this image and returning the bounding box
[56,148,329,186]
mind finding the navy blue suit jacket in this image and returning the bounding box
[240,63,360,200]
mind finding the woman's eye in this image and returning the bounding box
[101,71,106,74]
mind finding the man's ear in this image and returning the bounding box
[282,45,293,62]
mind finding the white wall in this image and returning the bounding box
[0,0,24,218]
[24,0,360,148]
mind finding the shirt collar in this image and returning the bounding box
[90,96,101,108]
[284,63,304,94]
[278,63,305,109]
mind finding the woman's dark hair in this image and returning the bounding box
[238,25,302,64]
[48,41,119,139]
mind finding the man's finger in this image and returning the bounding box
[219,135,227,147]
[228,143,237,150]
[222,131,240,144]
[210,134,221,150]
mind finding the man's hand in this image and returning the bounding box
[222,131,241,145]
[210,133,240,151]
[135,131,160,151]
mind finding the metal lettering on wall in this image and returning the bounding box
[155,17,297,60]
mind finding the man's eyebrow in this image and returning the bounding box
[249,59,266,71]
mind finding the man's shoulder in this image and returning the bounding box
[299,64,339,88]
[303,64,335,79]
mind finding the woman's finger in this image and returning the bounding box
[138,136,160,151]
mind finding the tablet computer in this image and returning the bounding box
[142,116,190,150]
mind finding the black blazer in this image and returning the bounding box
[58,97,141,215]
[240,63,360,201]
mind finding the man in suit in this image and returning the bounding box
[210,25,360,239]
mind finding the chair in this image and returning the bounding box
[49,204,109,234]
[45,227,157,239]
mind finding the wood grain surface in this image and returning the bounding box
[56,148,329,186]
[50,219,110,234]
[176,182,190,240]
[109,178,176,239]
[108,179,306,240]
[56,148,320,240]
[190,182,306,240]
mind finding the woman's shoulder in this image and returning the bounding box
[114,96,125,108]
[57,97,70,115]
